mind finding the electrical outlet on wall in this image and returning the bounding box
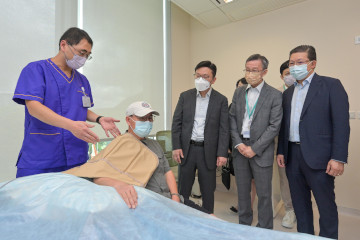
[349,111,356,119]
[355,36,360,45]
[357,111,360,119]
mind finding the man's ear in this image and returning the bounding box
[211,77,217,84]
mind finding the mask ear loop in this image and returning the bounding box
[128,117,137,133]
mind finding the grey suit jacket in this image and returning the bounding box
[172,88,229,170]
[229,82,282,167]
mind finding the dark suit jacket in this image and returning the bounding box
[229,82,283,167]
[277,73,350,169]
[171,88,229,170]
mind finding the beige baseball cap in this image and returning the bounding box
[126,101,160,117]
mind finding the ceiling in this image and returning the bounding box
[171,0,307,28]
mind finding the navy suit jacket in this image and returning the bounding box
[277,73,350,169]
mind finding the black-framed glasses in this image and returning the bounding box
[68,44,92,60]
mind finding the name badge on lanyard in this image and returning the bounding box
[81,87,91,108]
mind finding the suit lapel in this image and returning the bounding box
[238,87,246,123]
[252,82,269,121]
[190,89,197,122]
[300,74,320,118]
[205,89,216,126]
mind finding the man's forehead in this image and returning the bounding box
[196,67,212,73]
[246,60,262,69]
[290,52,308,60]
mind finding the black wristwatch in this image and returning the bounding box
[96,116,103,124]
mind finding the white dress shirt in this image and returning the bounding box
[241,81,264,138]
[191,88,212,141]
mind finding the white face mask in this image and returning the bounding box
[195,77,210,91]
[283,75,296,86]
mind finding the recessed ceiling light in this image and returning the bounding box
[224,0,233,3]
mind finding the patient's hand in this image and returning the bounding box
[93,177,138,209]
[114,182,138,209]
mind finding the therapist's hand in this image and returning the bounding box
[69,121,99,144]
[99,117,121,138]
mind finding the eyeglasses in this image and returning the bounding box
[243,69,263,74]
[288,60,310,67]
[68,44,92,60]
[133,115,155,122]
[193,73,211,80]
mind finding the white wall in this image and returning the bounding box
[171,0,360,210]
[82,0,164,137]
[171,4,193,112]
[0,0,165,181]
[0,0,57,181]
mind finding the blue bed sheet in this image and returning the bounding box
[0,173,328,240]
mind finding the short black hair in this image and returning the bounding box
[280,60,289,75]
[246,54,269,70]
[289,45,316,61]
[58,27,93,50]
[195,61,217,77]
[236,77,247,87]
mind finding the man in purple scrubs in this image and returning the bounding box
[13,27,121,178]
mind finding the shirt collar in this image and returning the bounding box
[196,87,212,97]
[246,80,265,92]
[294,72,315,87]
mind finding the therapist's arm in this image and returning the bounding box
[87,110,121,138]
[93,177,138,208]
[25,100,99,143]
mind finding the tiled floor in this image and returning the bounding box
[191,185,360,240]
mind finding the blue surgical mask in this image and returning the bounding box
[290,62,312,80]
[130,118,153,138]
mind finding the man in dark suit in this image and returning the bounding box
[229,54,283,229]
[277,45,350,239]
[172,60,229,213]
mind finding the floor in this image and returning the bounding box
[189,176,360,240]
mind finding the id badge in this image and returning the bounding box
[82,96,91,108]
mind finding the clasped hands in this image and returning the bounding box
[237,143,256,158]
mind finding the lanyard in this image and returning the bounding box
[283,85,286,91]
[245,90,259,119]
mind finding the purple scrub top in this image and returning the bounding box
[13,59,94,170]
